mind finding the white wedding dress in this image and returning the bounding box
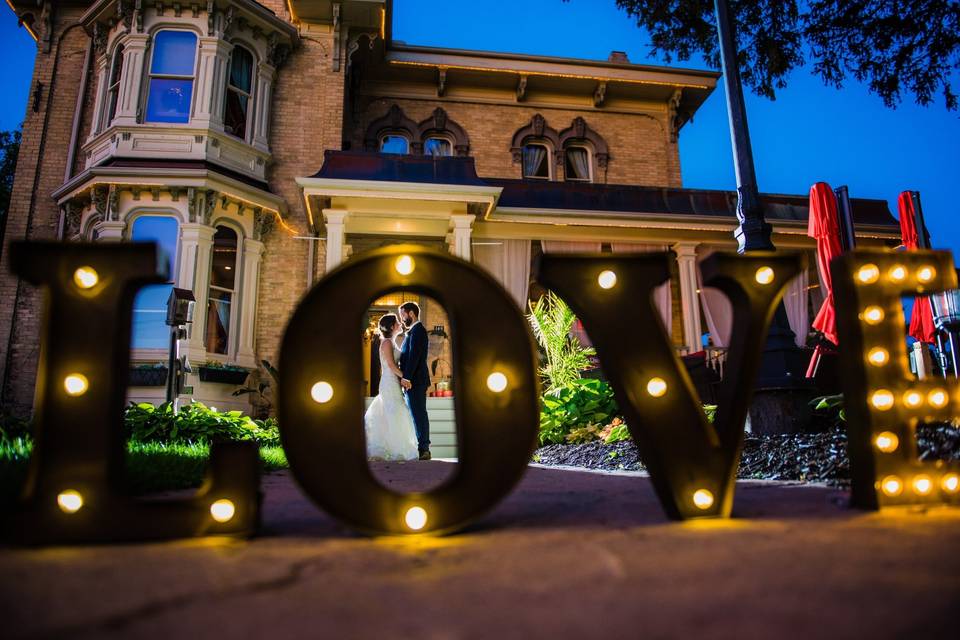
[365,338,419,461]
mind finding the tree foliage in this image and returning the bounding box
[609,0,960,110]
[527,292,596,390]
[0,127,21,220]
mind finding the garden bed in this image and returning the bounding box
[533,423,960,486]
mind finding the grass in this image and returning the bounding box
[0,438,288,502]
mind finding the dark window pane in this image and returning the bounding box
[206,292,232,354]
[224,90,249,138]
[229,47,253,93]
[145,78,193,123]
[150,31,197,76]
[106,46,124,123]
[380,135,408,154]
[424,137,452,156]
[565,147,591,181]
[210,226,238,290]
[522,144,549,178]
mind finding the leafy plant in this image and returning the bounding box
[202,361,250,372]
[538,378,618,445]
[233,359,279,417]
[124,401,280,446]
[811,394,845,421]
[566,422,604,444]
[527,292,596,391]
[604,422,632,444]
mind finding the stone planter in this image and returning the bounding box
[128,366,168,387]
[198,366,249,385]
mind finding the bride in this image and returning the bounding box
[365,313,420,461]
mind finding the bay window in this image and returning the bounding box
[224,45,254,140]
[206,225,239,354]
[145,30,198,124]
[102,44,124,130]
[131,216,179,349]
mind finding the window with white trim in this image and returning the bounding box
[205,225,239,354]
[130,216,179,348]
[102,44,124,130]
[224,45,254,140]
[144,30,198,124]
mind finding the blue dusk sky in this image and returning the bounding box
[1,0,957,260]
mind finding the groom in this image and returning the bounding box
[398,301,431,460]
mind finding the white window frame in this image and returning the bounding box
[521,141,553,180]
[144,29,199,125]
[206,223,243,357]
[101,44,124,132]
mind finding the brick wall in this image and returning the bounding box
[0,12,90,414]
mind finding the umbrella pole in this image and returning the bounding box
[948,331,960,379]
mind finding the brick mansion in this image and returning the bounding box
[0,0,900,423]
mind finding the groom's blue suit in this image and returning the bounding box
[399,322,431,453]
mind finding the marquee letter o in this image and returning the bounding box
[277,244,540,535]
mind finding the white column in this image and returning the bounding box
[673,242,703,353]
[178,224,216,360]
[193,37,232,129]
[252,61,277,152]
[93,220,126,241]
[113,33,149,126]
[237,238,265,367]
[88,53,110,136]
[449,214,476,260]
[323,209,349,273]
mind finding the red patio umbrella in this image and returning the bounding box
[805,183,843,378]
[898,191,937,343]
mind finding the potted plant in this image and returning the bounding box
[430,358,453,397]
[198,361,250,385]
[128,362,168,387]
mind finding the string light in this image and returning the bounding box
[912,475,933,496]
[646,377,667,397]
[209,499,236,523]
[395,255,415,276]
[754,266,775,285]
[405,506,428,531]
[310,381,334,404]
[857,264,880,284]
[870,389,895,411]
[880,475,903,497]
[486,372,508,393]
[941,474,960,493]
[917,266,936,283]
[692,489,714,509]
[888,265,907,283]
[597,270,617,289]
[63,373,89,397]
[867,348,889,366]
[927,389,949,409]
[73,266,99,289]
[903,390,923,408]
[874,432,899,453]
[57,490,84,514]
[862,306,885,325]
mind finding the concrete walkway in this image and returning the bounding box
[2,462,959,639]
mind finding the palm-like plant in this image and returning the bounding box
[527,292,595,390]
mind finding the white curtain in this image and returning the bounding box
[566,147,591,180]
[783,268,810,347]
[522,146,546,178]
[696,248,733,348]
[540,241,602,254]
[610,243,672,334]
[472,240,532,310]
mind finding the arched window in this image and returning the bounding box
[145,30,198,124]
[224,45,254,140]
[424,136,452,157]
[564,146,592,182]
[130,216,179,349]
[380,134,409,154]
[102,44,124,130]
[522,143,551,179]
[206,225,239,354]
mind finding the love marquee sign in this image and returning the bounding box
[1,242,957,544]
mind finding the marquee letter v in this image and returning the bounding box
[535,250,804,519]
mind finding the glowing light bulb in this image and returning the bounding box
[310,381,334,404]
[941,474,960,493]
[917,266,936,283]
[646,377,667,398]
[210,499,236,523]
[73,266,99,289]
[57,490,83,514]
[692,489,714,510]
[880,475,903,497]
[862,306,884,325]
[754,266,775,285]
[405,506,427,531]
[912,475,933,496]
[486,371,508,393]
[870,389,894,411]
[888,265,907,283]
[64,373,89,397]
[874,431,899,453]
[867,348,889,366]
[857,264,880,284]
[597,270,617,289]
[928,389,948,409]
[395,255,415,276]
[903,390,923,408]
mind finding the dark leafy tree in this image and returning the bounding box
[0,127,22,250]
[606,0,960,110]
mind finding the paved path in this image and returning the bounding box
[2,462,960,639]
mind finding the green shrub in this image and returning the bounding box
[124,402,280,446]
[538,378,618,445]
[604,423,632,444]
[527,292,596,391]
[566,422,604,444]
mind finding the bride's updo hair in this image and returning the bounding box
[377,313,399,339]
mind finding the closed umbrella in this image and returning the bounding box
[805,183,844,378]
[898,191,937,343]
